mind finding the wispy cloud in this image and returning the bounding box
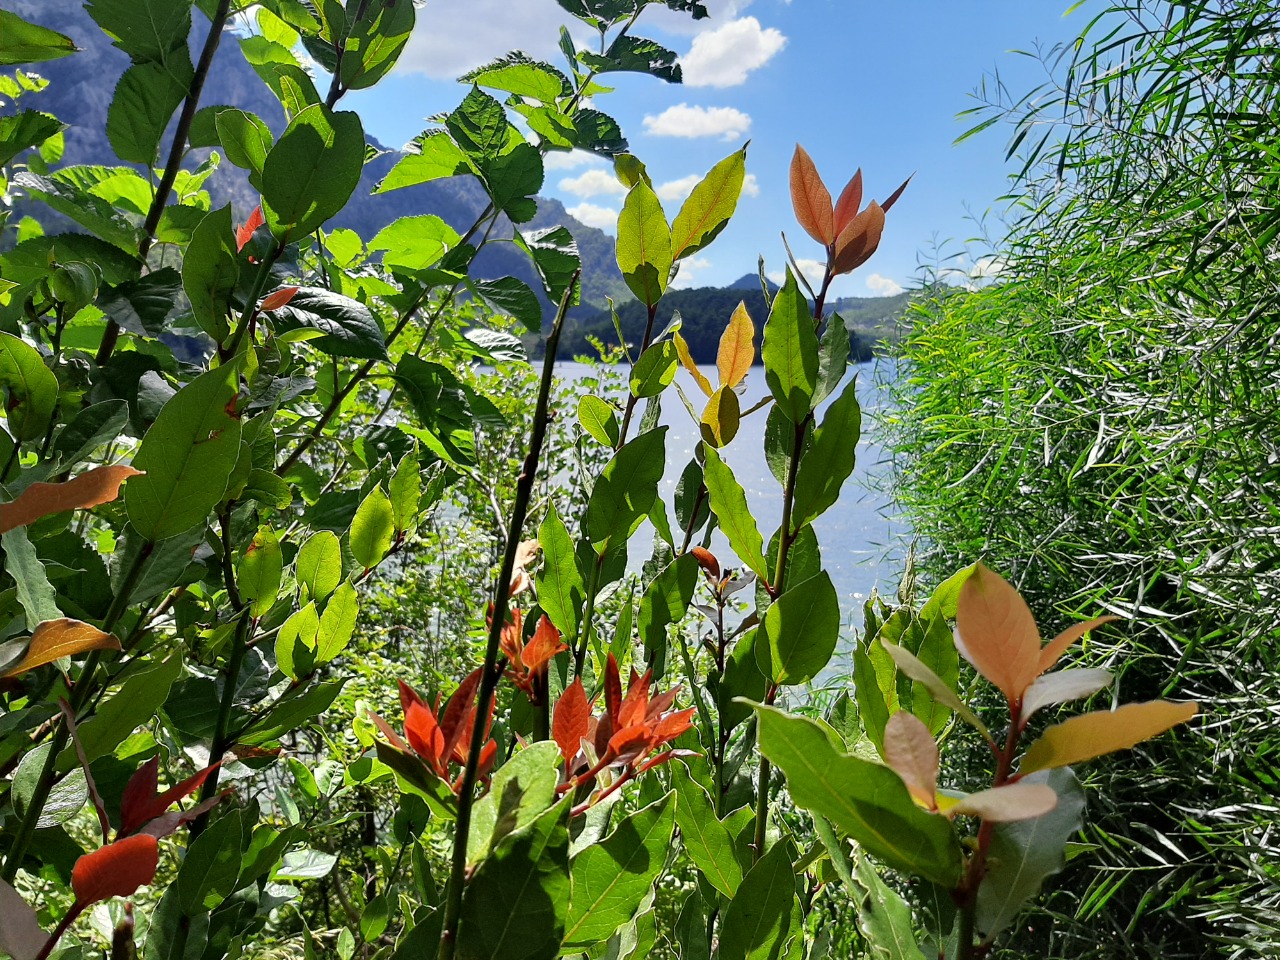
[396,0,567,77]
[681,17,786,88]
[566,202,618,232]
[866,274,904,296]
[558,168,626,198]
[544,149,605,171]
[643,104,752,140]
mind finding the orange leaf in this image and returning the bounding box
[833,168,864,236]
[1020,700,1199,774]
[523,615,567,672]
[674,331,713,397]
[236,205,264,252]
[690,547,720,580]
[882,711,939,809]
[260,286,300,312]
[0,465,142,535]
[1,619,120,679]
[553,677,591,761]
[881,172,914,214]
[617,669,652,730]
[955,563,1042,703]
[716,302,755,388]
[440,667,483,756]
[604,652,623,727]
[1038,616,1122,674]
[789,145,834,245]
[71,835,159,906]
[405,701,446,769]
[948,782,1058,822]
[830,201,885,276]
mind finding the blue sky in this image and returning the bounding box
[330,0,1082,299]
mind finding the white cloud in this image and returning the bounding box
[680,17,786,88]
[566,202,619,232]
[558,168,626,198]
[544,149,605,171]
[645,0,757,36]
[643,103,752,141]
[973,255,1006,278]
[742,173,760,197]
[655,174,702,204]
[866,274,904,296]
[397,0,571,78]
[670,256,713,289]
[769,259,824,289]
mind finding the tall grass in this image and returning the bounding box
[888,2,1280,955]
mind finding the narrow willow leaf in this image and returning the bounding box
[1,619,119,679]
[1022,668,1112,720]
[761,571,839,686]
[882,712,939,809]
[350,486,395,571]
[456,795,571,960]
[584,427,667,556]
[791,373,861,530]
[577,395,619,447]
[238,526,283,620]
[976,769,1085,939]
[701,447,767,580]
[296,530,342,601]
[1019,700,1198,773]
[671,763,743,898]
[716,301,756,388]
[718,839,795,960]
[616,180,672,308]
[0,332,59,441]
[126,363,242,542]
[0,465,141,534]
[752,704,964,887]
[954,563,1041,702]
[789,145,834,246]
[261,104,365,241]
[671,144,747,261]
[761,270,819,423]
[699,384,741,449]
[564,791,675,948]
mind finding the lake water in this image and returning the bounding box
[555,358,907,632]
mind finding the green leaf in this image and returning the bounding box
[315,580,359,663]
[718,839,795,960]
[350,486,395,570]
[1,528,60,626]
[637,553,697,673]
[473,277,542,333]
[296,530,342,601]
[762,270,819,422]
[536,504,584,641]
[0,10,77,65]
[514,225,581,305]
[461,54,570,103]
[276,602,319,680]
[369,214,460,274]
[468,742,561,866]
[908,614,960,737]
[752,705,964,887]
[456,795,571,960]
[791,374,861,530]
[918,564,977,622]
[700,384,741,449]
[54,400,129,467]
[616,181,671,308]
[374,131,470,193]
[849,852,928,960]
[85,0,191,64]
[701,447,768,580]
[214,108,273,184]
[577,395,619,447]
[813,315,851,407]
[274,848,339,881]
[241,678,347,745]
[0,332,58,442]
[671,763,743,897]
[74,653,182,763]
[671,145,747,261]
[261,104,365,241]
[393,357,477,466]
[446,88,543,222]
[976,768,1085,939]
[99,267,183,337]
[389,451,420,533]
[339,0,414,90]
[178,811,246,913]
[853,647,890,753]
[269,286,388,360]
[761,571,839,686]
[564,791,676,948]
[13,743,86,828]
[108,56,194,164]
[0,111,65,167]
[182,205,238,342]
[580,35,681,83]
[584,427,667,555]
[10,172,144,253]
[238,525,283,619]
[630,341,678,398]
[720,628,768,732]
[125,363,242,542]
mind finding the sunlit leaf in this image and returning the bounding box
[1,619,120,679]
[71,834,159,906]
[1021,668,1112,719]
[716,301,755,389]
[949,783,1058,822]
[0,465,141,535]
[789,145,834,246]
[1020,700,1198,773]
[882,712,939,809]
[954,563,1041,702]
[1037,616,1121,674]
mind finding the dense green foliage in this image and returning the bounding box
[889,2,1280,955]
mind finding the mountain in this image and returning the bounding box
[0,0,624,318]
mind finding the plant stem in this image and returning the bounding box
[96,0,233,367]
[436,272,578,960]
[956,900,977,960]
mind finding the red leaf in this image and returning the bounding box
[260,286,300,312]
[830,202,885,276]
[236,205,264,252]
[651,706,695,743]
[404,701,446,770]
[833,168,864,236]
[789,145,834,246]
[71,835,159,906]
[440,668,483,760]
[604,653,623,727]
[690,547,720,580]
[120,757,221,836]
[881,172,914,213]
[617,670,652,730]
[0,465,143,537]
[397,680,427,721]
[523,616,567,673]
[553,678,591,761]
